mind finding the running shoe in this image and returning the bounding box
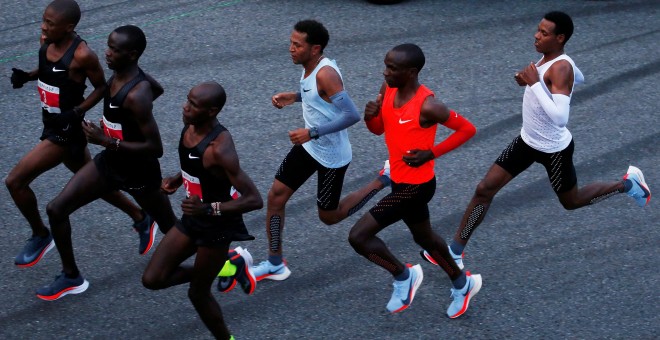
[252,260,291,281]
[386,264,424,313]
[378,160,391,187]
[623,166,651,207]
[36,272,89,301]
[446,272,482,318]
[419,246,464,269]
[233,247,256,294]
[15,233,55,268]
[217,249,239,293]
[217,247,256,294]
[133,212,158,255]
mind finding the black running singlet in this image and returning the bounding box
[178,123,235,206]
[100,68,159,172]
[37,35,86,118]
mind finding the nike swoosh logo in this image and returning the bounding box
[109,103,120,109]
[188,153,200,159]
[399,118,413,124]
[401,276,415,305]
[462,280,473,297]
[62,124,70,131]
[303,88,311,92]
[52,67,66,72]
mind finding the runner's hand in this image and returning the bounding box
[11,68,30,89]
[161,176,181,195]
[288,128,311,145]
[364,94,382,120]
[402,149,433,167]
[82,119,108,146]
[518,62,540,86]
[181,195,206,216]
[272,92,296,109]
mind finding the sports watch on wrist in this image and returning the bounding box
[309,127,319,140]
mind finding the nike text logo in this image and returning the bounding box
[52,67,66,72]
[303,88,311,92]
[109,104,120,109]
[188,153,200,159]
[399,118,413,124]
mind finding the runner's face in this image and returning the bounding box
[534,19,562,53]
[182,86,211,125]
[383,50,410,88]
[41,7,73,44]
[289,30,314,65]
[105,32,133,70]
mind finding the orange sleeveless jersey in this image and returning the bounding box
[382,85,437,184]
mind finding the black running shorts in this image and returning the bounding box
[495,135,577,193]
[93,150,162,195]
[275,144,349,211]
[369,177,436,227]
[177,214,254,248]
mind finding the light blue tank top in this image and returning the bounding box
[300,58,352,168]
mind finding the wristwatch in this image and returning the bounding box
[309,127,319,140]
[205,204,214,216]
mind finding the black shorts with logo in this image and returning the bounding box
[495,135,577,193]
[369,177,436,227]
[93,150,162,195]
[176,214,255,248]
[275,144,349,211]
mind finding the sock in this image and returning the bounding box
[65,270,80,279]
[450,241,465,256]
[377,174,391,187]
[268,255,283,266]
[624,179,633,193]
[452,272,466,289]
[218,260,237,277]
[394,266,410,281]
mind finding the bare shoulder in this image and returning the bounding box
[123,80,155,112]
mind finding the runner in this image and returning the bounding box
[7,0,152,270]
[245,19,390,283]
[143,81,262,340]
[433,11,651,271]
[348,43,480,318]
[36,25,177,300]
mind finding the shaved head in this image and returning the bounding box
[195,81,227,112]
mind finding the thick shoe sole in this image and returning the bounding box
[625,165,651,207]
[139,221,158,255]
[234,247,257,294]
[36,279,89,301]
[15,240,55,268]
[389,264,424,314]
[448,274,482,319]
[420,249,464,270]
[256,266,291,281]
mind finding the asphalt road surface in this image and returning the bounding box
[0,0,658,339]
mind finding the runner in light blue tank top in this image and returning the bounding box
[300,58,352,168]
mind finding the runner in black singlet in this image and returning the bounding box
[35,25,177,301]
[6,0,147,270]
[142,81,263,340]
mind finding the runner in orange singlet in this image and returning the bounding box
[347,43,481,318]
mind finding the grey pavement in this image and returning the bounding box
[0,0,658,339]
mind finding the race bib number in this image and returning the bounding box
[182,170,203,201]
[37,80,61,114]
[102,115,124,140]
